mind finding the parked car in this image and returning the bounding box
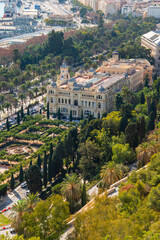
[26,190,30,196]
[10,228,16,234]
[21,182,27,188]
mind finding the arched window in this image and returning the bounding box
[74,100,78,106]
[49,90,52,94]
[62,99,64,104]
[69,99,71,104]
[98,102,101,109]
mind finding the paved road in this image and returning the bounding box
[0,184,28,216]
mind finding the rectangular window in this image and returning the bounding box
[50,98,53,103]
[85,101,87,107]
[82,101,84,106]
[65,99,67,104]
[92,102,95,108]
[58,98,60,103]
[84,110,91,116]
[69,99,71,104]
[62,99,64,103]
[73,110,77,115]
[89,102,91,107]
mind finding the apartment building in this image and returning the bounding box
[147,5,160,19]
[141,31,160,74]
[47,52,153,119]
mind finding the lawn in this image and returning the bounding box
[0,214,10,226]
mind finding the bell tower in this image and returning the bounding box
[57,62,70,86]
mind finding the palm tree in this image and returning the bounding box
[33,87,39,97]
[25,193,39,213]
[10,199,27,231]
[100,162,123,187]
[61,174,81,213]
[136,142,156,166]
[28,90,34,104]
[12,98,19,113]
[18,93,26,106]
[41,86,46,95]
[3,102,11,117]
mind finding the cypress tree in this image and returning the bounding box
[140,92,145,104]
[87,114,93,123]
[21,105,24,119]
[147,111,155,131]
[125,122,139,149]
[17,111,20,125]
[81,110,83,120]
[52,142,64,176]
[10,173,15,190]
[30,160,32,167]
[115,93,123,111]
[27,107,30,116]
[119,116,128,132]
[19,164,23,183]
[40,108,42,114]
[6,118,10,131]
[57,108,61,120]
[51,157,56,179]
[69,110,72,122]
[149,100,157,117]
[144,74,150,88]
[81,182,87,207]
[37,154,41,170]
[47,102,50,119]
[48,154,52,182]
[137,116,146,143]
[97,112,100,119]
[50,142,53,157]
[43,151,48,187]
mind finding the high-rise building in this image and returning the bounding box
[141,31,160,74]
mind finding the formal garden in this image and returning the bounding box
[0,114,76,185]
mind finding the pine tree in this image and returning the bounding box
[48,154,52,182]
[19,164,23,183]
[69,110,72,122]
[10,173,15,190]
[30,160,32,167]
[81,182,87,207]
[147,111,155,131]
[21,105,24,119]
[43,151,48,187]
[57,108,61,120]
[119,116,128,132]
[27,107,30,116]
[37,154,41,169]
[140,92,145,104]
[6,118,10,131]
[47,102,50,119]
[17,111,20,125]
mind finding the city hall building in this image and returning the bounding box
[47,51,153,119]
